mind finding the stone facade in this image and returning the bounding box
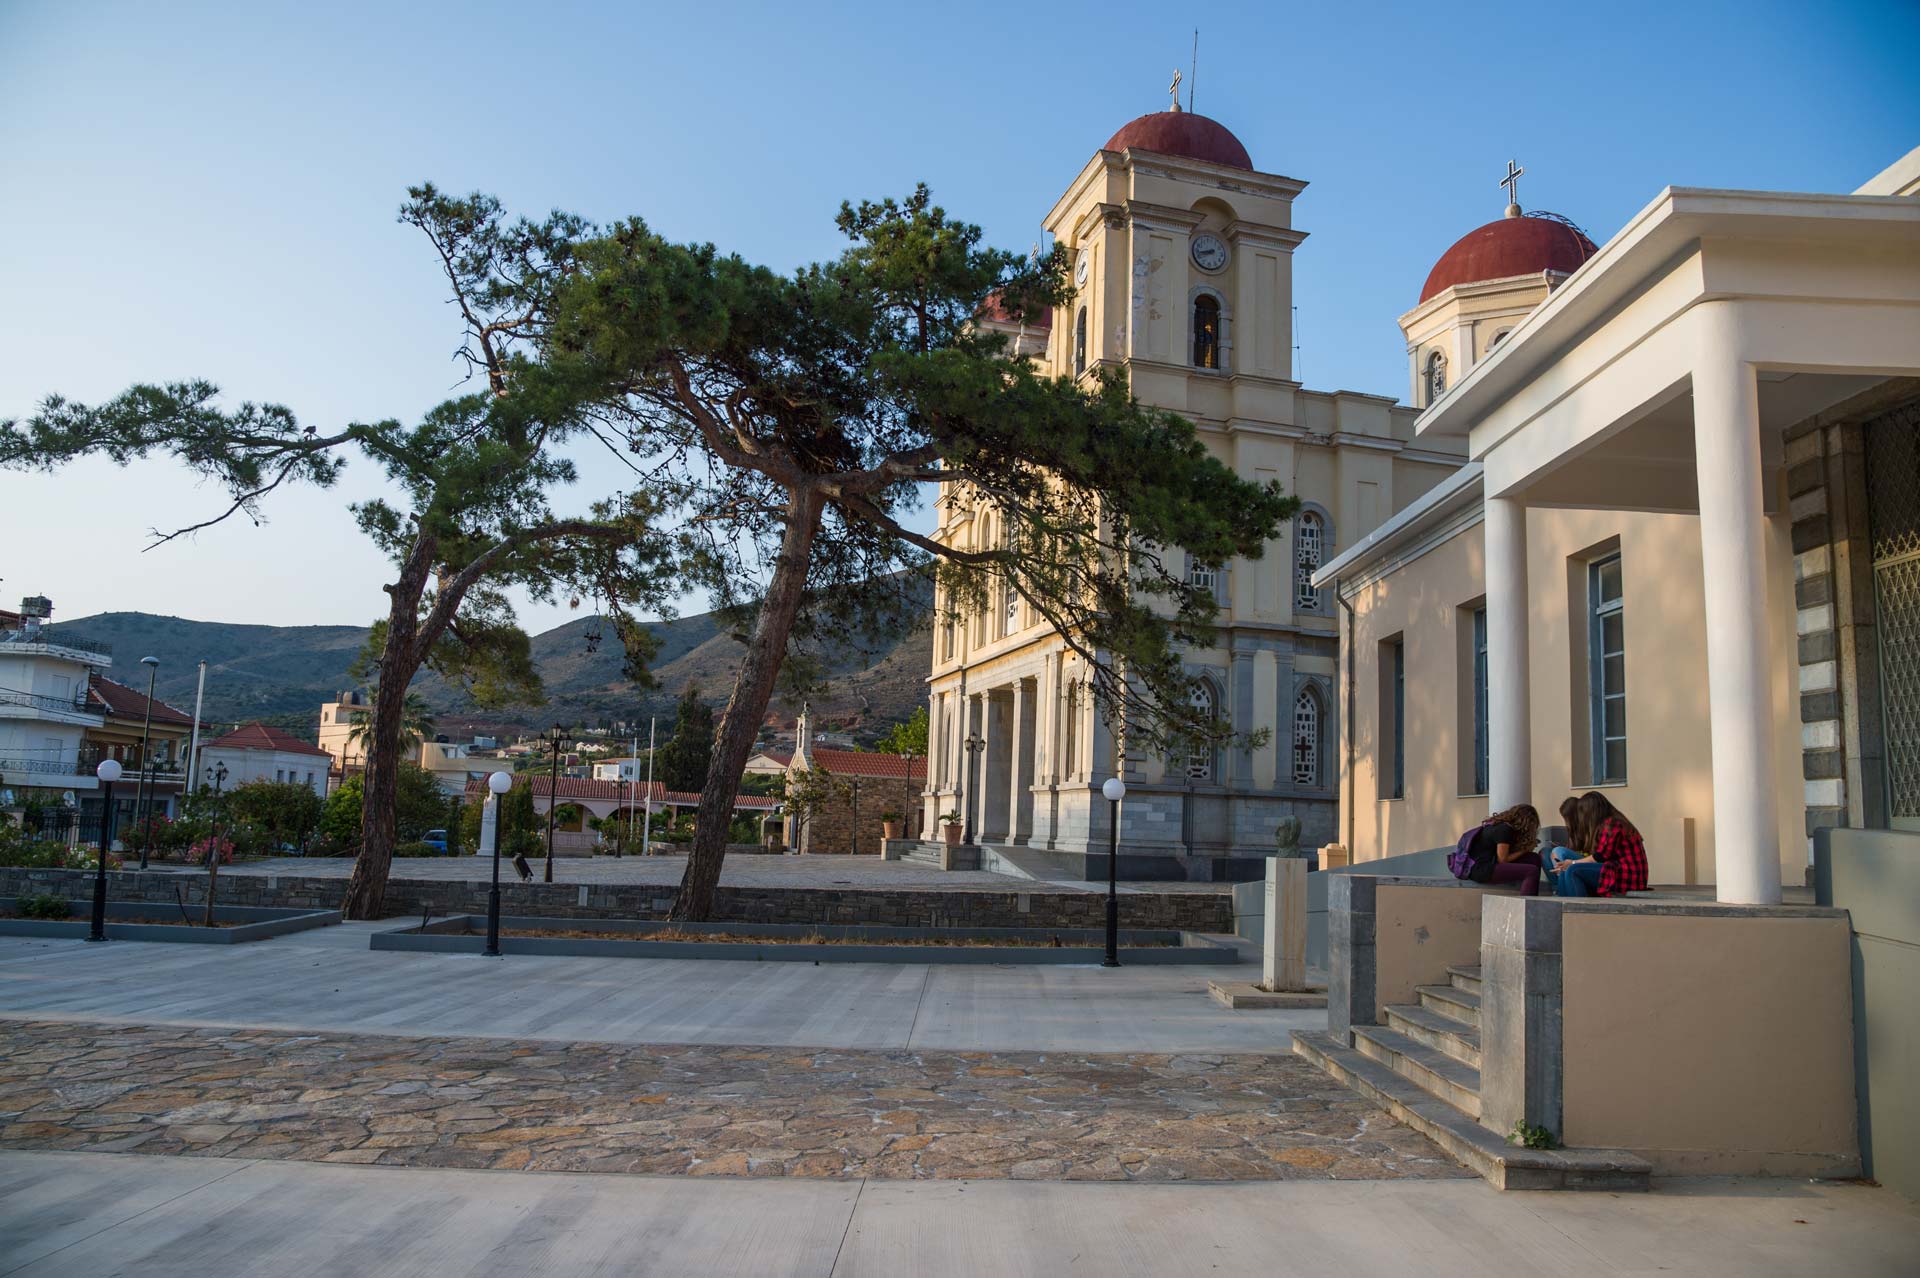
[0,867,1232,933]
[924,110,1466,875]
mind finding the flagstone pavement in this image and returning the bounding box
[0,1019,1463,1183]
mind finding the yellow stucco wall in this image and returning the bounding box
[1342,505,1804,886]
[1561,912,1857,1175]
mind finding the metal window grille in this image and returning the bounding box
[1295,513,1325,613]
[1865,401,1920,823]
[1186,683,1215,781]
[1188,558,1217,596]
[1588,554,1627,784]
[1292,688,1319,786]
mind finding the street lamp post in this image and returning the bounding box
[1101,776,1126,967]
[203,762,228,929]
[133,655,159,871]
[544,725,563,883]
[961,731,984,845]
[90,759,123,942]
[483,770,511,957]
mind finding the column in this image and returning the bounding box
[1010,676,1037,843]
[1485,495,1532,811]
[1693,347,1783,906]
[979,690,1012,843]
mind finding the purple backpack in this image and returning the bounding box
[1448,824,1485,879]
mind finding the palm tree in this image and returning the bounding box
[346,692,435,764]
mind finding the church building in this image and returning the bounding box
[922,100,1467,877]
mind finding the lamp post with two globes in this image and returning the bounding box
[90,758,123,942]
[1101,775,1126,967]
[483,770,512,958]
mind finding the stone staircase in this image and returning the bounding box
[1295,964,1651,1191]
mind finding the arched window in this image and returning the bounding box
[1490,328,1512,351]
[1295,510,1326,614]
[1185,681,1217,782]
[1425,350,1448,405]
[1073,308,1088,376]
[1292,687,1321,786]
[1192,295,1221,369]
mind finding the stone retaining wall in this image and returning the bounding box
[0,868,1232,933]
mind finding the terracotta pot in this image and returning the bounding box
[943,823,963,847]
[882,821,903,841]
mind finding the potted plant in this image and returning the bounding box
[940,810,964,847]
[881,810,904,841]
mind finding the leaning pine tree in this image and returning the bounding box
[0,187,683,918]
[550,185,1300,919]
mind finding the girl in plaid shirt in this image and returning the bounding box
[1550,792,1649,897]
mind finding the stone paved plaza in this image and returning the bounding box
[0,1020,1462,1182]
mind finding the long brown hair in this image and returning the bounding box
[1570,791,1638,854]
[1486,804,1540,858]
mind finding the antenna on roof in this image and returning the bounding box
[1190,29,1198,113]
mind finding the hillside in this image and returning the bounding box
[63,585,931,742]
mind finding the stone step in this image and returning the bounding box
[1448,964,1483,995]
[1292,1030,1651,1192]
[1383,1002,1482,1069]
[1416,983,1480,1027]
[1352,1026,1483,1118]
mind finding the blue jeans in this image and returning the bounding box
[1555,859,1602,897]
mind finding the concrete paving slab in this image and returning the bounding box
[0,1152,857,1278]
[3,1152,1914,1278]
[0,932,1296,1054]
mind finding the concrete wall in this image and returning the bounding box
[1342,506,1803,887]
[1560,911,1857,1176]
[1816,826,1920,1198]
[1303,847,1452,964]
[1374,884,1492,1008]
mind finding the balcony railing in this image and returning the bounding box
[0,687,101,717]
[0,754,91,778]
[0,627,113,660]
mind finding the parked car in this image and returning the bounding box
[422,829,448,853]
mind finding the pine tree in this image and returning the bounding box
[653,686,715,794]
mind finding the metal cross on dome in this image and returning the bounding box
[1168,68,1182,110]
[1500,159,1526,211]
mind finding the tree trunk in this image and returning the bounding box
[672,488,824,920]
[339,536,438,920]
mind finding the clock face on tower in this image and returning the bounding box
[1191,233,1229,273]
[1074,248,1091,289]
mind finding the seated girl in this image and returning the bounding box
[1457,804,1544,896]
[1551,792,1649,897]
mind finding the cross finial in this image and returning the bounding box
[1500,159,1525,217]
[1168,68,1183,111]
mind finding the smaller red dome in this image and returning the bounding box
[1420,214,1598,304]
[1104,110,1253,171]
[977,290,1052,329]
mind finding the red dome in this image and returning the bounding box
[1103,110,1252,171]
[1420,214,1598,303]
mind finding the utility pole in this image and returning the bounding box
[185,660,207,794]
[543,724,562,883]
[641,716,656,857]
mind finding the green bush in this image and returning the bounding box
[394,840,438,857]
[18,893,72,920]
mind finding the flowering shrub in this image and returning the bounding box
[189,837,236,866]
[69,848,125,872]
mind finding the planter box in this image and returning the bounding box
[371,914,1233,965]
[0,900,340,944]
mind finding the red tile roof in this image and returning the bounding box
[88,676,194,727]
[207,722,331,757]
[804,748,927,781]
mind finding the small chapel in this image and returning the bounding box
[921,94,1468,878]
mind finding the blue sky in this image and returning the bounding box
[3,0,1915,636]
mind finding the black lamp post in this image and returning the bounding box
[543,725,563,883]
[961,731,983,845]
[203,762,229,929]
[133,655,159,870]
[1101,775,1126,967]
[483,770,511,957]
[90,758,123,942]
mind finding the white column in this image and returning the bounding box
[1485,495,1532,811]
[1693,349,1783,906]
